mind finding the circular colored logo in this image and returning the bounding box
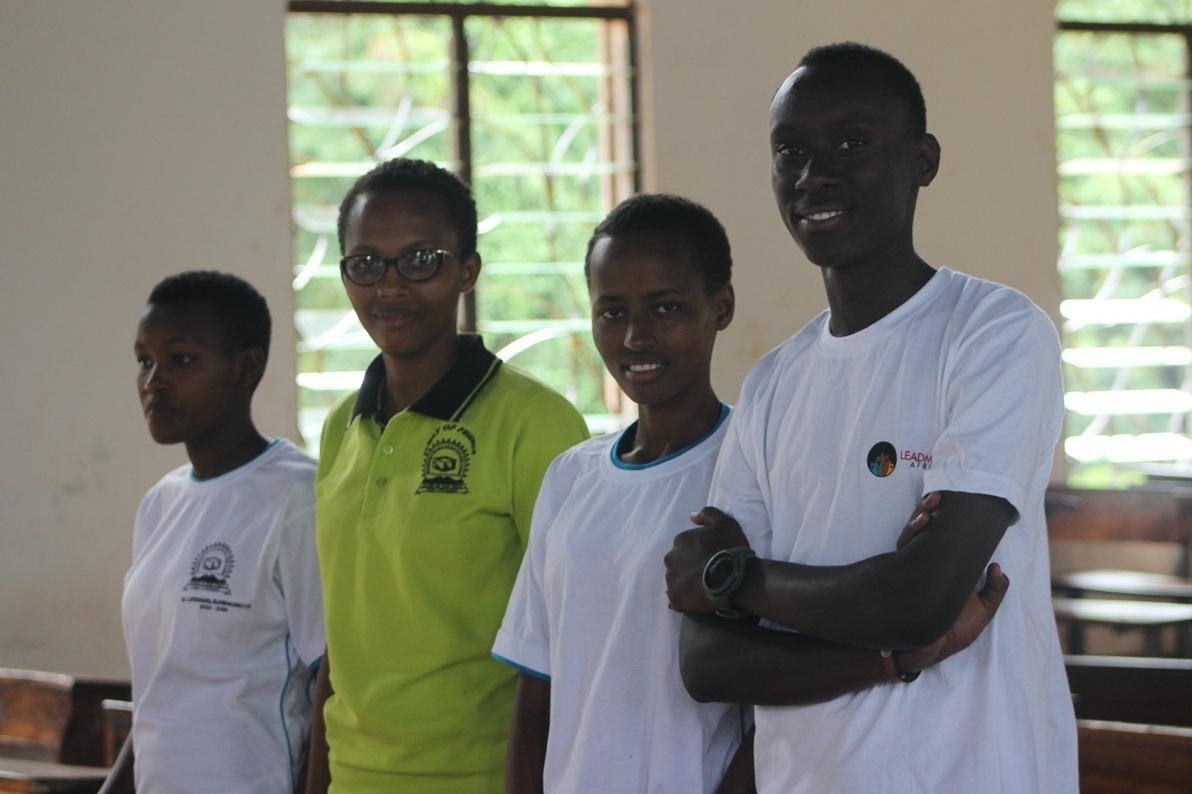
[867,442,897,477]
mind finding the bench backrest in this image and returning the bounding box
[1077,719,1192,794]
[1047,486,1192,576]
[1066,654,1192,728]
[0,668,74,761]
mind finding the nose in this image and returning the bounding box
[375,261,408,296]
[624,314,655,351]
[794,153,837,194]
[141,364,167,393]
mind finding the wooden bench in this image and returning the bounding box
[97,702,130,769]
[0,669,131,794]
[1066,654,1192,728]
[1077,719,1192,794]
[1047,486,1192,655]
[0,758,109,794]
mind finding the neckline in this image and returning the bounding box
[611,403,730,471]
[189,438,282,483]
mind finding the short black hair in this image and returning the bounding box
[147,270,271,368]
[584,193,732,293]
[798,42,926,137]
[336,158,478,256]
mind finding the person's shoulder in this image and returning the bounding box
[943,268,1051,319]
[738,313,827,397]
[940,268,1059,340]
[323,389,360,429]
[551,431,615,473]
[138,461,192,508]
[318,390,363,461]
[253,439,317,487]
[487,361,586,421]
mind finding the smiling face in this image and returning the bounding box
[341,188,480,363]
[588,229,733,411]
[768,62,939,271]
[134,303,252,446]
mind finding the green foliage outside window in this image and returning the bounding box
[1054,1,1192,484]
[286,6,636,450]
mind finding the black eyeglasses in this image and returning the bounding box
[340,249,456,285]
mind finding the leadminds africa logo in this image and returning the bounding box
[867,442,933,477]
[867,442,897,477]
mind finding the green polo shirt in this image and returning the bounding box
[316,335,588,793]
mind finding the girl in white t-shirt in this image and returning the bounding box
[106,272,324,794]
[494,194,750,792]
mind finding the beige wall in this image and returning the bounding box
[0,1,1060,676]
[0,0,295,676]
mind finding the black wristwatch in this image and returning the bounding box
[701,546,756,618]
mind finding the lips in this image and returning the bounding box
[795,205,849,229]
[372,305,418,328]
[620,355,667,382]
[143,400,175,418]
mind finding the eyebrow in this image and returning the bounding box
[593,287,686,302]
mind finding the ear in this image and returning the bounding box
[235,347,266,390]
[915,133,941,187]
[713,283,735,331]
[459,251,482,294]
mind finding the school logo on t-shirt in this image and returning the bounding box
[867,442,897,477]
[184,542,234,595]
[416,423,476,494]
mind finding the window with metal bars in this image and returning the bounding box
[285,1,638,451]
[1055,1,1192,485]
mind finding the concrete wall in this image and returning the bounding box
[0,0,1060,676]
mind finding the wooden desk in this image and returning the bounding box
[1053,597,1192,655]
[0,758,107,793]
[1054,569,1192,601]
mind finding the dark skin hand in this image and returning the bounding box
[506,674,550,794]
[665,490,1016,649]
[717,727,756,794]
[304,650,332,794]
[677,493,1011,705]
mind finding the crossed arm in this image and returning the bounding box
[665,491,1015,704]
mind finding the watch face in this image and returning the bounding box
[704,554,736,592]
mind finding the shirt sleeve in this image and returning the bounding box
[275,477,325,667]
[921,295,1064,517]
[509,390,590,550]
[492,454,569,680]
[708,377,775,558]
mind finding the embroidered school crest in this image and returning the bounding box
[184,542,234,595]
[416,423,477,494]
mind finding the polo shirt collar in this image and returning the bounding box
[351,334,502,423]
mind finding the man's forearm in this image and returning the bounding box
[680,615,894,705]
[730,492,1015,649]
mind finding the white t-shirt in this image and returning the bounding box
[711,268,1077,793]
[493,408,747,794]
[122,438,324,794]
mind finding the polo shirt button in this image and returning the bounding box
[383,444,395,455]
[376,476,388,488]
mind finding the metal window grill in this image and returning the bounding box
[1055,8,1192,483]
